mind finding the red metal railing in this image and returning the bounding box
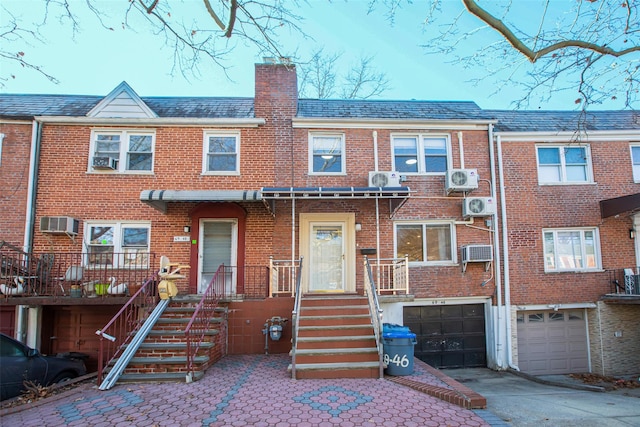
[184,264,226,378]
[95,273,159,386]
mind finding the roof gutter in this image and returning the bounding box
[292,118,497,130]
[33,117,265,127]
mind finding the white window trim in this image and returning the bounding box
[394,220,457,266]
[535,144,593,185]
[630,143,640,182]
[202,130,241,176]
[88,129,155,174]
[390,133,452,175]
[0,133,4,166]
[542,227,602,273]
[308,132,346,175]
[84,221,151,269]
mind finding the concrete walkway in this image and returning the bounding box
[1,354,501,427]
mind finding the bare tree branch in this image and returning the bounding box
[462,0,640,62]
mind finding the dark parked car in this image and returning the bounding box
[0,333,87,401]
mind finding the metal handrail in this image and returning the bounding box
[96,272,159,386]
[290,256,304,379]
[364,255,384,379]
[184,264,225,381]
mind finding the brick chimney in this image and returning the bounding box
[254,60,298,120]
[254,60,298,186]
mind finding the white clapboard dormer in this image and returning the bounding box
[86,81,158,119]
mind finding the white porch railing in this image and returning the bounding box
[269,257,300,297]
[367,256,410,295]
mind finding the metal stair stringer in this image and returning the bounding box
[99,298,170,390]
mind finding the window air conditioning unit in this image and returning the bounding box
[463,197,496,218]
[92,156,117,170]
[461,245,493,263]
[369,171,401,187]
[445,169,479,193]
[40,216,80,235]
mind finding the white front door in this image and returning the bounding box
[309,223,345,292]
[199,220,237,294]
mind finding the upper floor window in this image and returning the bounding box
[630,144,640,181]
[90,130,154,173]
[203,132,240,174]
[395,222,454,264]
[536,145,592,184]
[392,135,450,174]
[543,228,600,272]
[309,133,345,174]
[86,222,150,268]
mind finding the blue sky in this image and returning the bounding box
[0,1,624,110]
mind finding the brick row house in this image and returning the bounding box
[0,62,638,382]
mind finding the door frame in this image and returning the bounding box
[299,213,356,294]
[198,218,238,294]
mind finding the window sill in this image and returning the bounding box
[544,269,604,274]
[87,170,154,175]
[408,262,457,267]
[202,171,241,176]
[538,181,596,186]
[308,172,347,176]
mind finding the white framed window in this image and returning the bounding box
[309,133,345,174]
[85,222,151,268]
[392,134,450,174]
[630,144,640,181]
[395,221,455,264]
[536,145,592,184]
[89,130,154,173]
[203,131,240,175]
[543,228,601,272]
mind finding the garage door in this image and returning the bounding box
[404,304,486,368]
[42,306,120,372]
[0,306,15,336]
[517,310,588,375]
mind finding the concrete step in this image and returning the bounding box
[292,347,379,364]
[116,355,210,365]
[118,371,205,383]
[123,341,214,351]
[288,361,381,379]
[143,329,219,337]
[295,335,376,350]
[298,314,371,326]
[297,325,374,338]
[156,317,223,325]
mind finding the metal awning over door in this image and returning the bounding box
[140,190,262,213]
[260,186,411,218]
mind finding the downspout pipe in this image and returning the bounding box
[488,124,504,369]
[16,119,41,343]
[24,119,41,253]
[496,133,518,370]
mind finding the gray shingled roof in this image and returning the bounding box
[297,99,492,121]
[489,110,640,132]
[0,94,255,119]
[1,93,638,132]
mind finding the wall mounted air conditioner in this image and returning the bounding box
[461,245,493,263]
[92,156,117,170]
[445,169,478,193]
[461,244,493,272]
[463,197,496,218]
[40,216,80,235]
[369,171,401,187]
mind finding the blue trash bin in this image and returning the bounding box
[382,329,417,376]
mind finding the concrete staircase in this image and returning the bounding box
[289,294,382,379]
[111,295,226,383]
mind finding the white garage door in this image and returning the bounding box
[517,310,588,375]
